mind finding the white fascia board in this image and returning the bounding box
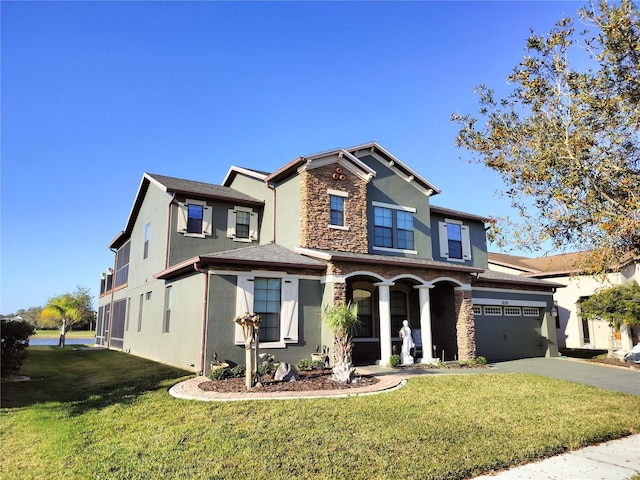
[294,246,333,261]
[222,166,268,187]
[297,149,376,183]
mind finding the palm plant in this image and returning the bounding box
[40,294,82,347]
[323,303,360,383]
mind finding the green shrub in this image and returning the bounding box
[296,358,311,371]
[389,354,401,367]
[476,356,487,365]
[311,360,325,370]
[1,319,36,377]
[208,367,230,381]
[229,364,245,378]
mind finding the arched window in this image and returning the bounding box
[353,288,373,337]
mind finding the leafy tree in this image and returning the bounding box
[40,289,87,347]
[580,282,640,356]
[324,303,360,383]
[1,319,36,377]
[452,0,639,274]
[14,306,44,328]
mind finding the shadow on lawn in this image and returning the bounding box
[1,346,192,414]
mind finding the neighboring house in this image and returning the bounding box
[488,252,640,351]
[97,142,560,374]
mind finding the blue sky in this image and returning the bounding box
[1,0,585,314]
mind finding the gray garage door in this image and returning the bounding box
[474,305,544,361]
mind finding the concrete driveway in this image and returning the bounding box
[490,357,640,396]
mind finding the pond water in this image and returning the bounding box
[29,337,95,346]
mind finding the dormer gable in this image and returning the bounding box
[265,148,376,186]
[348,142,441,198]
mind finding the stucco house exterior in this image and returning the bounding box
[488,251,640,352]
[97,142,560,374]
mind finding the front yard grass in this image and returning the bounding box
[2,347,639,480]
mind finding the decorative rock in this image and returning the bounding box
[274,363,300,382]
[623,344,640,363]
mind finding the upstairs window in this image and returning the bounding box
[438,219,471,262]
[330,195,344,226]
[227,206,258,242]
[187,205,203,234]
[328,190,348,229]
[373,202,416,253]
[143,223,150,259]
[374,207,393,247]
[177,200,212,237]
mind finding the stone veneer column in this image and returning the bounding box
[333,280,346,305]
[454,287,476,361]
[415,285,435,363]
[374,282,394,366]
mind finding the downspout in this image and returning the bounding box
[165,194,176,269]
[194,262,210,375]
[267,181,276,243]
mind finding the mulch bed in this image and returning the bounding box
[198,369,378,393]
[587,357,640,370]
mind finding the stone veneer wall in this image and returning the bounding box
[299,164,368,253]
[455,289,477,361]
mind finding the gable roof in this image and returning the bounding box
[264,147,377,184]
[348,142,441,196]
[221,166,269,187]
[488,251,640,277]
[109,173,263,249]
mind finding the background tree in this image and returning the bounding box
[40,289,87,347]
[1,319,36,377]
[13,306,43,328]
[580,282,640,357]
[452,0,639,273]
[324,303,359,383]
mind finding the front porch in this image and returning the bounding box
[331,271,477,366]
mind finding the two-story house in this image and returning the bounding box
[97,142,560,374]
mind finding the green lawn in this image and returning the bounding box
[2,348,639,480]
[33,329,96,339]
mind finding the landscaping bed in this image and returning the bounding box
[199,368,378,393]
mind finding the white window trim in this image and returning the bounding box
[473,305,482,316]
[328,190,348,228]
[227,206,258,242]
[328,224,350,231]
[372,202,417,252]
[327,189,349,197]
[372,201,416,213]
[523,307,541,317]
[177,199,212,238]
[234,274,299,348]
[438,219,471,262]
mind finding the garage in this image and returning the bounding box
[474,305,545,361]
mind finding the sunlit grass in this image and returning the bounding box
[33,329,95,339]
[2,348,639,480]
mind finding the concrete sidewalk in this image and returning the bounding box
[471,434,640,479]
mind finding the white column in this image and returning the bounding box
[374,282,394,366]
[415,284,436,364]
